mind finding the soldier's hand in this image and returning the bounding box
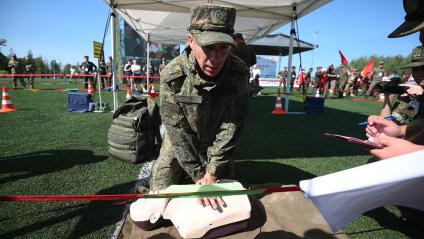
[399,84,424,97]
[196,172,225,210]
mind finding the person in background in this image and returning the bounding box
[312,66,323,96]
[298,68,308,97]
[143,58,154,91]
[337,64,349,98]
[366,62,385,98]
[124,59,132,87]
[343,68,358,97]
[326,64,337,98]
[25,56,36,89]
[131,59,142,91]
[159,58,167,75]
[150,3,249,209]
[69,66,76,83]
[251,64,261,79]
[232,33,256,68]
[79,56,97,89]
[8,54,26,89]
[289,65,296,94]
[305,67,313,94]
[278,66,288,91]
[98,58,107,89]
[106,56,113,87]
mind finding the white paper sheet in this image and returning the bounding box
[300,150,424,232]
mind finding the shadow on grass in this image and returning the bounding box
[234,160,316,185]
[237,96,372,160]
[0,180,138,239]
[0,150,107,185]
[353,207,424,238]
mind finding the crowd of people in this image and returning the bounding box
[275,61,413,99]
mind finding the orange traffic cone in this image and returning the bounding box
[87,82,94,96]
[0,87,17,113]
[126,89,132,100]
[315,88,320,97]
[272,89,286,115]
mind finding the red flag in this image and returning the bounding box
[339,50,349,65]
[361,58,375,78]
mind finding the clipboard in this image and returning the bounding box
[323,133,384,149]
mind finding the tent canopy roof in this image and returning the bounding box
[106,0,331,44]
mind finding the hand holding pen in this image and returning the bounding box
[365,115,405,140]
[358,116,396,126]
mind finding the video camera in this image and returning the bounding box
[375,77,408,95]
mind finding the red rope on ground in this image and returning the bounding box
[0,186,302,202]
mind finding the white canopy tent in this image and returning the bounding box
[105,0,332,112]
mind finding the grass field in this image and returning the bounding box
[0,78,422,238]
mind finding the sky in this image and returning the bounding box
[0,0,421,69]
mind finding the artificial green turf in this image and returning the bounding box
[0,79,422,238]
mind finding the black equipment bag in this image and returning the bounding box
[108,95,161,163]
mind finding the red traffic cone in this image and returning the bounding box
[272,89,286,115]
[87,82,94,96]
[0,87,17,113]
[126,89,132,100]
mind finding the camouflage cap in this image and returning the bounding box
[388,0,424,38]
[402,46,424,68]
[188,4,236,47]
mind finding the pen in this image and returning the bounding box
[358,116,396,126]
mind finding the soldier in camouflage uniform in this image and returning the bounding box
[8,54,26,89]
[337,64,349,98]
[277,66,288,90]
[343,68,358,97]
[366,62,385,97]
[25,56,36,89]
[150,4,249,209]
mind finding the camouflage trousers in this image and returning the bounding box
[12,75,26,88]
[150,131,234,191]
[366,79,381,97]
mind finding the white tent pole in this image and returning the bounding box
[284,3,296,113]
[146,34,150,91]
[111,6,119,112]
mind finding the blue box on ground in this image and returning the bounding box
[68,92,92,112]
[304,96,325,114]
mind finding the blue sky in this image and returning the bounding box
[0,0,421,69]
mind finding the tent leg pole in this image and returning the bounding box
[111,7,119,112]
[285,3,296,114]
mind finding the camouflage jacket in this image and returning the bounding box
[372,67,385,82]
[8,59,20,74]
[159,48,249,180]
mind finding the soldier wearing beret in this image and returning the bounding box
[150,4,249,209]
